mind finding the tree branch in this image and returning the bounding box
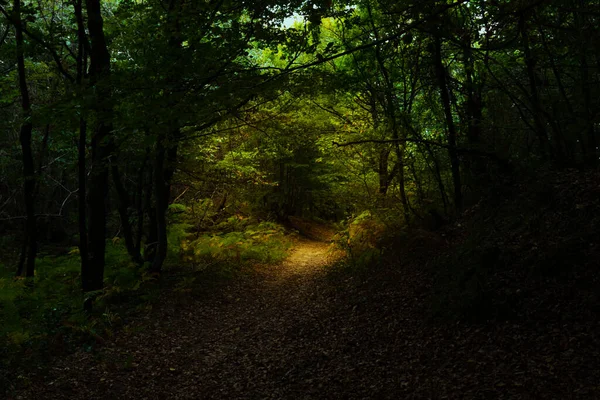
[0,4,75,82]
[333,137,503,160]
[259,0,469,75]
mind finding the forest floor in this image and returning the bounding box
[12,170,600,399]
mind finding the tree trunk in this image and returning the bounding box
[144,166,157,263]
[433,34,463,212]
[378,147,391,195]
[135,154,148,257]
[573,1,597,165]
[77,117,89,283]
[396,152,410,224]
[112,163,142,264]
[83,0,113,310]
[537,19,583,160]
[147,0,183,273]
[14,0,37,279]
[367,3,410,225]
[75,0,90,288]
[463,44,482,145]
[520,14,552,159]
[150,136,178,273]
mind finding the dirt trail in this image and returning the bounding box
[21,237,350,400]
[17,227,600,399]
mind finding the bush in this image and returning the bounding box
[0,241,154,392]
[330,211,387,271]
[181,221,292,268]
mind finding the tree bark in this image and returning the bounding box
[75,0,90,287]
[135,153,148,257]
[150,137,178,273]
[463,43,482,145]
[77,117,90,280]
[433,34,463,212]
[377,147,391,195]
[573,1,597,165]
[83,0,113,310]
[147,0,183,273]
[144,166,157,263]
[519,14,551,159]
[111,163,142,264]
[14,0,37,279]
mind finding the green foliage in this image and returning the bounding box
[330,211,386,271]
[0,242,158,384]
[182,221,292,268]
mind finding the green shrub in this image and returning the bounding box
[181,221,292,267]
[0,241,154,387]
[330,211,386,271]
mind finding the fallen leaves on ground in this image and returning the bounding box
[13,184,600,399]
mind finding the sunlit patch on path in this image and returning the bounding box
[273,238,333,277]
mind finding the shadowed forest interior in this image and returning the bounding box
[1,0,600,398]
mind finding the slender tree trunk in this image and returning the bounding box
[410,161,425,207]
[150,138,178,273]
[537,19,584,160]
[16,239,27,277]
[463,44,482,145]
[150,138,167,273]
[394,145,410,224]
[366,4,410,224]
[111,163,142,264]
[144,166,157,263]
[83,0,113,310]
[14,0,37,279]
[520,14,552,159]
[147,0,183,273]
[77,117,89,280]
[378,147,391,195]
[462,41,488,178]
[395,151,410,223]
[420,141,448,214]
[433,34,463,212]
[37,125,50,179]
[75,0,90,284]
[574,1,597,165]
[135,154,147,257]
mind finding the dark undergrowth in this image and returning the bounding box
[430,168,600,323]
[0,217,293,396]
[332,167,600,324]
[311,168,600,397]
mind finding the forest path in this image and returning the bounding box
[17,223,598,399]
[22,234,376,400]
